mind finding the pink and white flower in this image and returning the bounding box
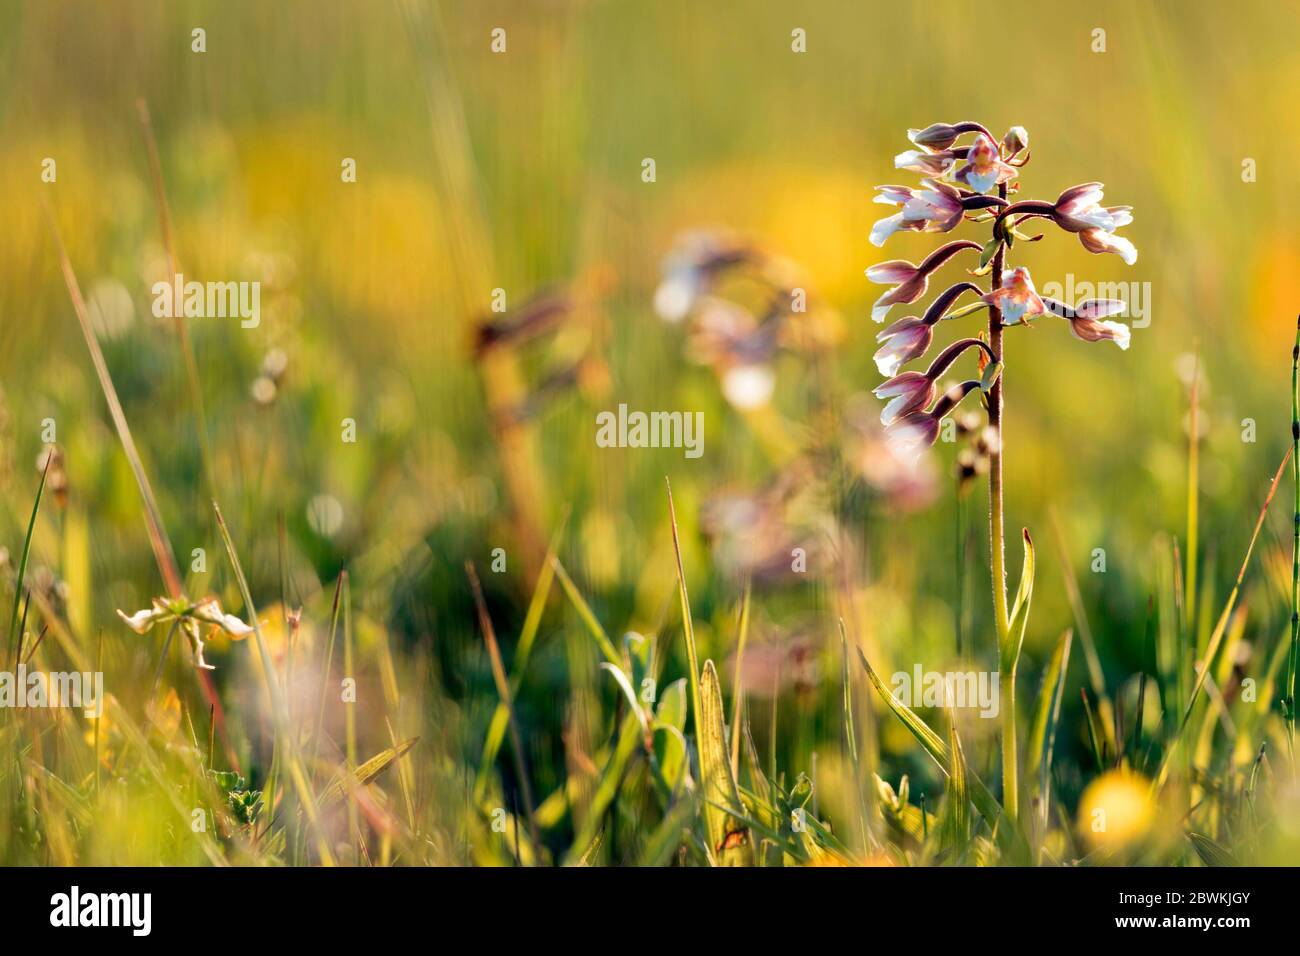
[1049,183,1137,265]
[870,180,965,246]
[874,316,933,376]
[953,133,1017,194]
[982,267,1047,325]
[1043,297,1131,349]
[873,371,934,426]
[865,240,981,323]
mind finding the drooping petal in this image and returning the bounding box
[873,371,933,426]
[870,213,909,247]
[877,315,925,343]
[1079,228,1138,264]
[1068,318,1131,349]
[117,604,165,633]
[895,149,957,177]
[873,324,932,376]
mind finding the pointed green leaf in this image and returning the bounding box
[699,660,754,865]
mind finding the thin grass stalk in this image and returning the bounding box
[5,457,48,672]
[1289,316,1299,771]
[1153,449,1290,789]
[465,561,540,852]
[44,201,236,765]
[728,579,751,779]
[137,99,219,504]
[665,479,704,740]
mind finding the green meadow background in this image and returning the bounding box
[0,0,1298,864]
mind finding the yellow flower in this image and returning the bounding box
[1077,769,1155,852]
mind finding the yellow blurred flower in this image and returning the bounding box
[1076,769,1155,852]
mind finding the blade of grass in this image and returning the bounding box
[699,659,754,865]
[551,556,620,665]
[1290,315,1299,772]
[1048,507,1115,750]
[466,561,540,853]
[665,478,703,741]
[729,579,751,779]
[839,620,870,852]
[45,200,236,765]
[476,521,565,802]
[6,457,48,671]
[136,98,218,502]
[1155,448,1290,788]
[854,644,1010,838]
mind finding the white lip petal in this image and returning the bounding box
[872,294,893,323]
[117,607,161,633]
[870,214,905,248]
[1102,321,1132,349]
[881,393,912,426]
[964,170,998,194]
[1114,236,1138,265]
[1000,300,1028,324]
[219,613,255,636]
[873,346,904,377]
[1077,207,1117,230]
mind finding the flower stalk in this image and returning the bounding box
[867,120,1138,824]
[988,181,1017,819]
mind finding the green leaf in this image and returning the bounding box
[655,677,688,731]
[209,770,245,791]
[939,718,972,856]
[699,660,754,865]
[980,360,1003,393]
[600,662,649,736]
[637,796,697,866]
[855,646,1007,832]
[551,556,621,665]
[1003,528,1036,673]
[653,724,689,793]
[1188,832,1239,867]
[1028,629,1072,803]
[978,236,1003,271]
